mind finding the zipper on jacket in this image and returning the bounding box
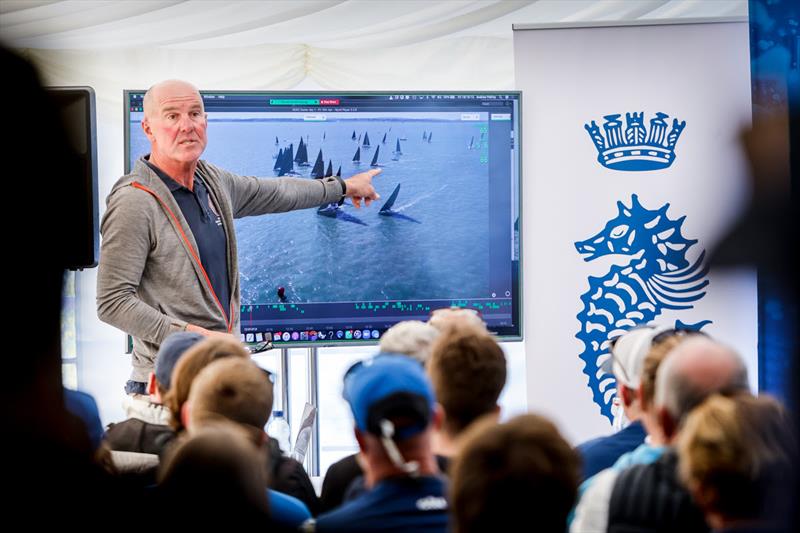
[131,181,233,333]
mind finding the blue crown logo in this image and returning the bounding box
[585,112,686,171]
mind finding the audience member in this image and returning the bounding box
[106,331,203,457]
[157,421,273,527]
[187,357,318,522]
[320,320,442,512]
[428,307,488,335]
[311,355,448,532]
[678,393,797,533]
[450,413,580,533]
[427,329,507,462]
[577,325,671,480]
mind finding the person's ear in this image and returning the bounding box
[620,385,634,407]
[433,403,445,431]
[354,427,367,453]
[657,406,677,441]
[181,401,191,431]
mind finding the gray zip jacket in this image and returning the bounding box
[97,157,344,381]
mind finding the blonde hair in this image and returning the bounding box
[428,307,487,335]
[188,358,273,437]
[379,321,440,364]
[677,393,794,519]
[164,336,250,432]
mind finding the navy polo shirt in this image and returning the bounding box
[576,420,647,481]
[146,160,231,320]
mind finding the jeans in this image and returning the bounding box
[125,380,147,395]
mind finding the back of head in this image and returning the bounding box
[428,307,488,335]
[158,421,270,526]
[677,393,797,524]
[379,321,440,365]
[450,414,579,533]
[164,336,250,432]
[343,354,436,476]
[640,334,693,409]
[655,337,749,430]
[188,358,273,437]
[154,331,205,394]
[428,331,507,435]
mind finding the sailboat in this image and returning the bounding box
[370,145,381,167]
[427,132,432,143]
[352,130,357,141]
[273,148,283,169]
[336,165,341,177]
[295,137,309,166]
[392,139,402,161]
[276,144,298,176]
[323,132,326,141]
[317,162,367,225]
[422,131,427,141]
[362,132,371,148]
[326,160,333,177]
[352,146,361,164]
[379,184,420,223]
[310,149,325,178]
[274,136,279,145]
[381,133,387,144]
[468,136,474,150]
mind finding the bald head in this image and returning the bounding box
[143,79,202,119]
[655,337,749,427]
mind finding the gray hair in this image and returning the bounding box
[379,321,440,364]
[655,337,749,426]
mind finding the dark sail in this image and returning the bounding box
[326,160,333,177]
[336,165,341,177]
[468,136,474,149]
[353,146,361,163]
[295,137,308,165]
[423,131,427,141]
[278,144,294,176]
[273,148,283,171]
[363,132,370,147]
[379,184,401,213]
[275,136,279,145]
[428,132,432,143]
[381,133,387,144]
[370,145,381,167]
[310,149,325,178]
[394,139,402,155]
[352,130,357,140]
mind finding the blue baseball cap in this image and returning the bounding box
[343,354,435,441]
[155,331,204,390]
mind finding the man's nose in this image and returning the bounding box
[178,114,194,130]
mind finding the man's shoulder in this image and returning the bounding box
[316,476,448,531]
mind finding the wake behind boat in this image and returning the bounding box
[379,183,420,223]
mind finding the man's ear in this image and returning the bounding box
[620,385,635,407]
[657,406,678,441]
[354,427,368,453]
[181,401,191,431]
[141,118,153,140]
[433,403,445,431]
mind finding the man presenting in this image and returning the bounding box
[97,80,380,394]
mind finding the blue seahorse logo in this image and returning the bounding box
[574,195,710,422]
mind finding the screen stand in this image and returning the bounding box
[306,346,320,477]
[279,348,290,420]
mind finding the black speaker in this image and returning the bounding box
[46,86,99,270]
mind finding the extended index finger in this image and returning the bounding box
[366,168,382,179]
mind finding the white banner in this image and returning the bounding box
[513,19,755,443]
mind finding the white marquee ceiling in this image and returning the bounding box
[1,0,747,50]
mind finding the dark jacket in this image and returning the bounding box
[608,449,709,533]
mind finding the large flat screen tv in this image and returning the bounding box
[124,91,522,346]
